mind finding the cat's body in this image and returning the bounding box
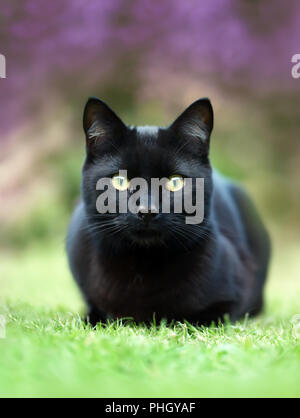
[67,98,270,325]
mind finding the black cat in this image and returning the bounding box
[67,97,270,326]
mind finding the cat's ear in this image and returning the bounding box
[83,97,126,149]
[170,98,213,146]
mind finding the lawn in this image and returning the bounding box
[0,238,299,398]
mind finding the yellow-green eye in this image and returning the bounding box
[166,175,185,192]
[111,175,130,191]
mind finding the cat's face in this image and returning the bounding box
[82,98,213,250]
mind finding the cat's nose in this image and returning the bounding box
[137,207,158,224]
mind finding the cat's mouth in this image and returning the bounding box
[128,226,162,244]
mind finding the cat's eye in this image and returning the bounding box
[111,174,130,191]
[166,175,185,192]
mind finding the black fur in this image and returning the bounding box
[67,97,271,326]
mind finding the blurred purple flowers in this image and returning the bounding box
[1,0,300,137]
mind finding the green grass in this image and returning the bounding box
[0,239,299,398]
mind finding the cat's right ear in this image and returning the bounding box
[83,97,126,151]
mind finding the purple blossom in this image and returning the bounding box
[1,0,299,138]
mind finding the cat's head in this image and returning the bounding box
[82,97,213,251]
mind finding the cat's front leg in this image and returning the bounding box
[85,306,108,327]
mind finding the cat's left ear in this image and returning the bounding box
[170,98,213,145]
